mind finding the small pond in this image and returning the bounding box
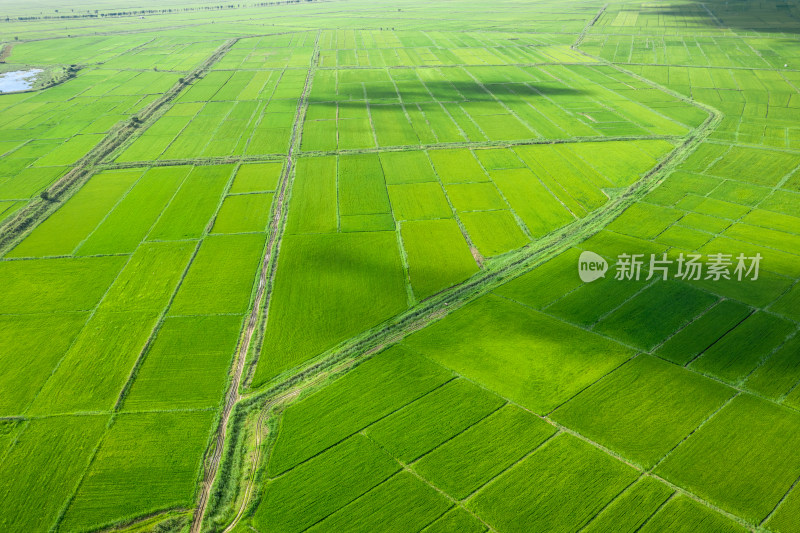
[0,68,43,93]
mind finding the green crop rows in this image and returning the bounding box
[0,0,798,532]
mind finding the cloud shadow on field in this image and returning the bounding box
[309,80,584,106]
[637,0,800,35]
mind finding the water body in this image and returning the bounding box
[0,68,43,93]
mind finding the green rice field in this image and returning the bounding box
[0,0,799,531]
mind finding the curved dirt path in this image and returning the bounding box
[190,31,321,533]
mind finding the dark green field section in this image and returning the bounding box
[0,0,799,531]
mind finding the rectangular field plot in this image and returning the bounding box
[387,182,452,221]
[489,167,575,238]
[582,477,674,533]
[76,166,192,255]
[690,312,794,383]
[689,311,794,384]
[403,294,634,413]
[655,395,800,523]
[6,168,143,258]
[28,311,159,415]
[565,140,675,187]
[253,232,408,385]
[147,164,234,241]
[514,144,610,215]
[0,415,109,533]
[654,300,752,365]
[0,255,126,314]
[414,405,556,500]
[460,210,530,257]
[493,248,583,309]
[428,149,489,184]
[59,411,215,532]
[267,347,452,475]
[169,233,265,315]
[254,435,400,533]
[211,192,273,234]
[468,434,639,532]
[445,182,508,212]
[0,166,68,200]
[744,335,800,401]
[606,202,684,240]
[338,153,391,216]
[31,134,104,166]
[380,151,437,184]
[593,281,718,351]
[100,241,197,313]
[705,146,799,187]
[770,282,800,323]
[365,378,505,462]
[551,355,735,468]
[122,314,243,410]
[229,161,283,193]
[401,218,479,300]
[340,213,395,232]
[306,472,452,533]
[286,156,338,234]
[0,313,89,416]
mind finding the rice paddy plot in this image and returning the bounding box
[59,410,216,532]
[146,164,234,241]
[403,294,634,413]
[365,378,505,463]
[305,471,452,533]
[0,255,126,314]
[27,310,160,415]
[582,477,674,533]
[551,355,735,468]
[593,281,718,352]
[6,168,144,258]
[266,347,453,475]
[655,394,800,523]
[0,415,109,533]
[459,210,530,257]
[468,434,640,532]
[401,218,479,300]
[211,192,273,234]
[0,313,89,416]
[254,231,408,384]
[121,314,244,410]
[414,405,556,500]
[169,233,266,316]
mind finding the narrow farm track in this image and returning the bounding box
[0,38,237,256]
[220,403,271,533]
[573,4,608,49]
[190,30,322,533]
